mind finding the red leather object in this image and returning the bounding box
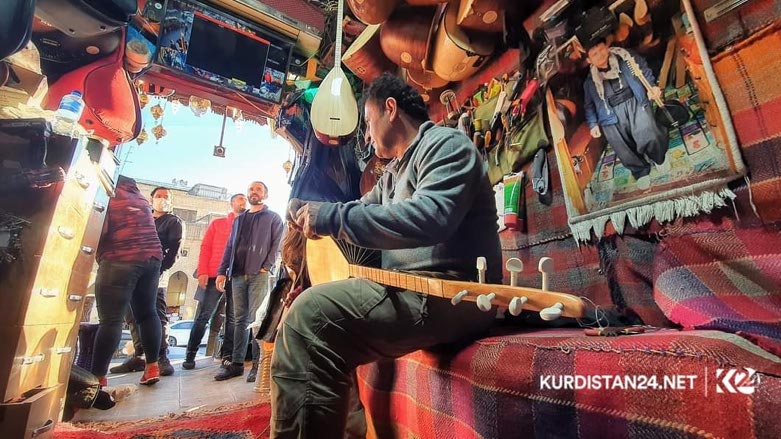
[45,28,141,146]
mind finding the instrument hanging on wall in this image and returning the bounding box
[342,24,398,84]
[380,5,439,73]
[457,0,506,33]
[359,154,390,196]
[347,0,401,25]
[404,68,448,103]
[306,236,589,319]
[626,56,690,129]
[311,0,360,146]
[430,3,496,82]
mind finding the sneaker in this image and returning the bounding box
[182,354,196,370]
[219,358,232,369]
[140,363,160,386]
[158,356,174,376]
[214,363,244,381]
[246,364,258,383]
[109,356,145,374]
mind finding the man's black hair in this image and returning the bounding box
[363,72,429,123]
[230,193,245,202]
[584,37,608,52]
[250,181,268,194]
[151,186,170,197]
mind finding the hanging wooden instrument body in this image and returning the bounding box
[431,2,496,81]
[342,24,398,84]
[347,0,401,24]
[456,0,506,33]
[311,0,359,146]
[404,68,449,103]
[379,5,439,73]
[306,237,589,318]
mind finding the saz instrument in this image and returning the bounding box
[342,24,398,84]
[380,5,439,73]
[347,0,401,24]
[311,0,360,146]
[431,2,496,82]
[306,237,589,319]
[457,0,506,33]
[626,55,689,129]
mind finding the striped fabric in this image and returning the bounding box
[712,23,781,223]
[357,329,781,439]
[654,226,781,356]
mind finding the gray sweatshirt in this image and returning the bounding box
[314,121,502,283]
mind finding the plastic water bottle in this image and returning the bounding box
[53,90,85,136]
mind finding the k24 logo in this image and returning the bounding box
[715,368,758,395]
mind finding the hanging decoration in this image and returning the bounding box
[189,96,211,117]
[150,103,164,120]
[136,127,149,145]
[152,124,167,143]
[282,159,293,174]
[171,99,181,115]
[231,107,245,131]
[139,91,149,109]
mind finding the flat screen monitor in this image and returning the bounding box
[156,0,293,104]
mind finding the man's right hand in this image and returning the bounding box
[590,126,602,138]
[216,275,227,293]
[197,274,209,290]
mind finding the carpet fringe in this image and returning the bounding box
[571,187,737,242]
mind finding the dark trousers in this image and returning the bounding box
[186,278,235,359]
[127,282,169,358]
[602,98,668,179]
[91,258,162,376]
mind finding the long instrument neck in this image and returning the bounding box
[334,0,344,67]
[628,57,665,108]
[348,265,443,296]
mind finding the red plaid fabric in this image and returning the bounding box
[654,226,781,356]
[357,329,781,439]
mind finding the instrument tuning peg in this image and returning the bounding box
[509,296,528,316]
[451,290,469,306]
[476,292,496,312]
[540,302,564,321]
[476,256,487,284]
[505,257,523,287]
[538,257,553,291]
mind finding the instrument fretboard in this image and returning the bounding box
[348,265,446,298]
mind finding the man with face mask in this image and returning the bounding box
[214,181,284,382]
[182,193,247,371]
[111,187,184,377]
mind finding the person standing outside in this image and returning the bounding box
[182,193,247,370]
[215,181,284,382]
[111,186,184,376]
[91,176,164,386]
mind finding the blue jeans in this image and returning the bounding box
[91,258,162,376]
[231,273,269,365]
[187,278,234,358]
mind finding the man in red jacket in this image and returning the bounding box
[182,193,247,370]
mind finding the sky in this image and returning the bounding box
[114,97,293,216]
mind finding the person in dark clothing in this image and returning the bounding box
[111,186,184,377]
[91,176,163,386]
[214,181,284,382]
[583,39,668,190]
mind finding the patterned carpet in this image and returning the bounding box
[54,400,271,438]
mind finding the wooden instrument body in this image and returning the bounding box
[405,68,448,103]
[431,3,495,81]
[457,0,505,33]
[380,5,438,73]
[306,237,589,318]
[405,0,447,4]
[359,154,390,195]
[310,0,360,146]
[342,24,398,84]
[347,0,401,24]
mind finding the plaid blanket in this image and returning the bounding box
[654,226,781,356]
[712,23,781,224]
[357,329,781,439]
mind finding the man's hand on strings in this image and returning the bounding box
[287,198,323,240]
[647,86,663,102]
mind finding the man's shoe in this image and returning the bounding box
[214,363,244,381]
[158,356,174,376]
[140,363,160,386]
[182,353,196,370]
[246,363,258,383]
[109,356,145,374]
[219,358,232,369]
